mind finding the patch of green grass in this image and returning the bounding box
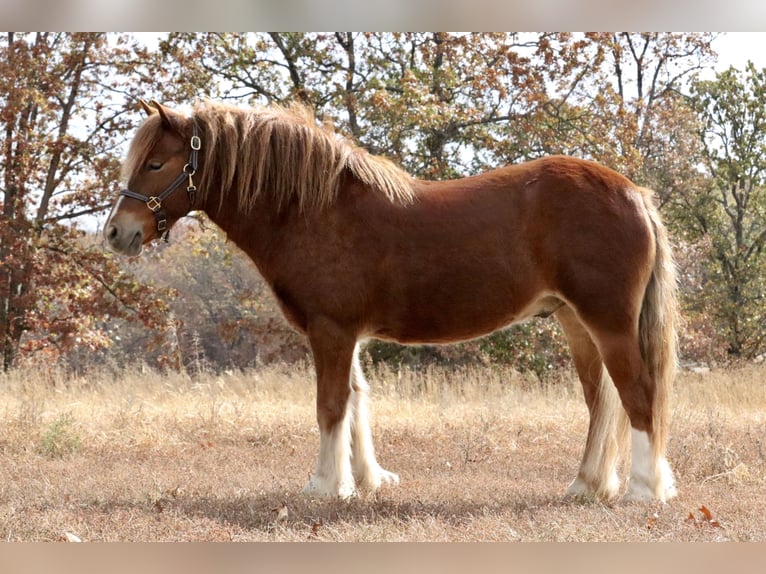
[39,413,81,458]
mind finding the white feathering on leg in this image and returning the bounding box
[624,428,675,502]
[565,367,627,500]
[302,398,355,499]
[350,343,399,492]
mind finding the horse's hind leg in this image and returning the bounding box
[349,343,400,493]
[557,306,629,500]
[302,317,356,499]
[595,331,676,502]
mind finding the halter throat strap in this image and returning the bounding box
[119,123,201,236]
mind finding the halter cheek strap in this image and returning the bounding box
[119,124,201,238]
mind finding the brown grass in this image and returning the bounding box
[1,362,764,541]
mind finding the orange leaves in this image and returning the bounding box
[687,505,722,528]
[646,505,723,532]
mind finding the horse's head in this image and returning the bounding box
[103,100,201,255]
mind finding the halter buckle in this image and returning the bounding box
[146,197,162,212]
[190,135,201,151]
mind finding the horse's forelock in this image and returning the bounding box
[121,114,164,183]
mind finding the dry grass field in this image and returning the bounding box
[0,361,764,542]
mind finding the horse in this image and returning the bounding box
[103,99,679,502]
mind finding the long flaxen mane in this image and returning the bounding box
[175,101,416,213]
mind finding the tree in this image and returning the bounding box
[160,33,568,176]
[127,217,309,373]
[527,33,715,197]
[0,33,176,370]
[682,63,766,357]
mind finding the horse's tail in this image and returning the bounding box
[638,188,679,476]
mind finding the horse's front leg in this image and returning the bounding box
[350,342,399,492]
[302,317,356,499]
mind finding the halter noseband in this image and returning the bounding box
[119,123,201,238]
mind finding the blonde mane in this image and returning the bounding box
[181,101,414,213]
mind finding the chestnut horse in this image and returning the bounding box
[104,99,679,502]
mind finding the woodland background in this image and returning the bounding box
[1,32,765,377]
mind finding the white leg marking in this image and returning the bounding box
[302,400,355,499]
[624,429,655,501]
[624,428,676,502]
[565,369,625,500]
[350,344,399,492]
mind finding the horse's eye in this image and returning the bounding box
[147,161,163,172]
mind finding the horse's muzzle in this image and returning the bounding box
[104,222,143,256]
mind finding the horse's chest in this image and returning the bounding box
[271,282,309,333]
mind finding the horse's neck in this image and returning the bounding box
[201,194,292,280]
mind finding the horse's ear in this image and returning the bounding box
[150,99,176,130]
[138,99,156,116]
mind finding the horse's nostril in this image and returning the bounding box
[106,224,118,242]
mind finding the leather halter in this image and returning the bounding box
[119,123,201,237]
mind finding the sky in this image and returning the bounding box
[710,32,766,75]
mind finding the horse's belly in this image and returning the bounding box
[371,293,562,345]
